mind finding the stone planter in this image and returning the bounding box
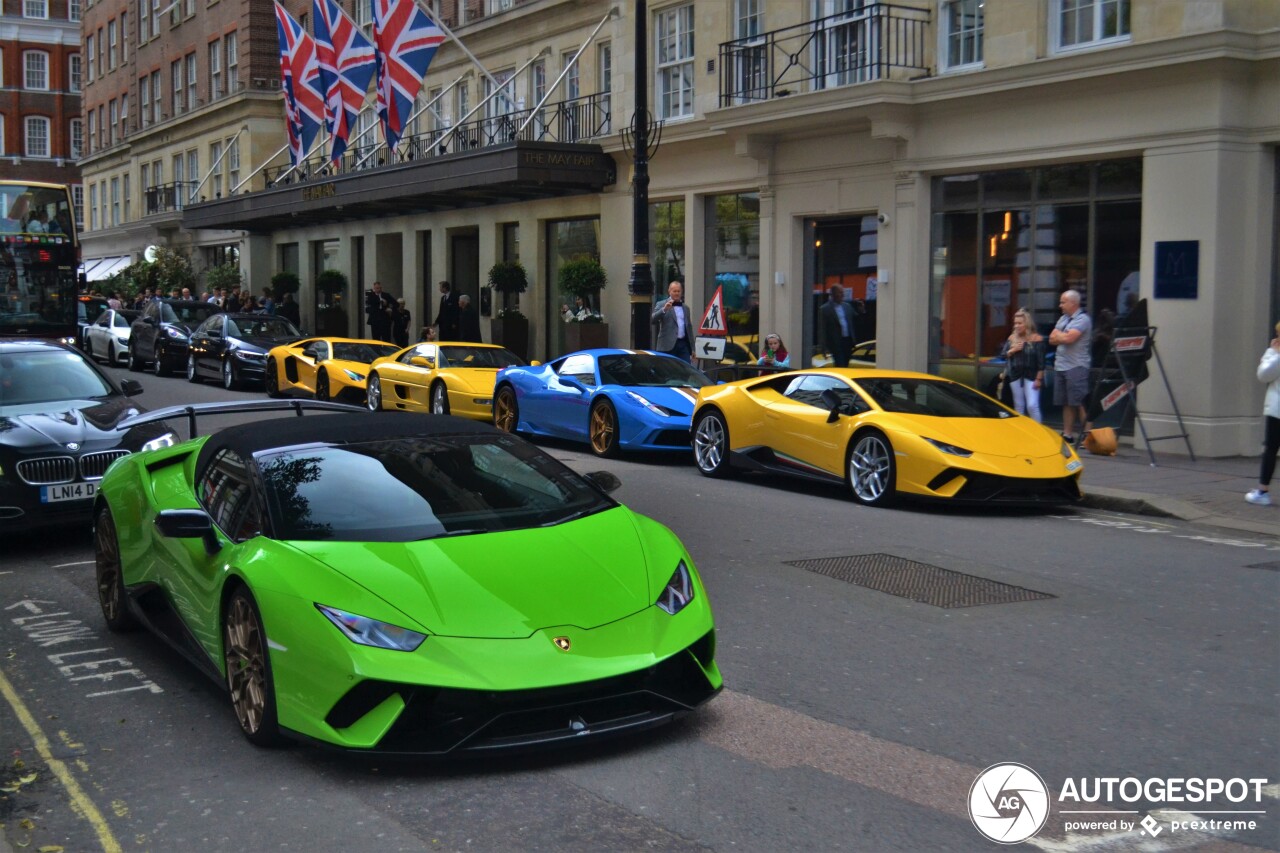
[565,322,609,352]
[491,316,529,361]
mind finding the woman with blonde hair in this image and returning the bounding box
[997,307,1046,422]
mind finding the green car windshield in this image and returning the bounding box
[853,377,1013,419]
[258,434,613,542]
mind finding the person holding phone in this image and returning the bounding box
[758,333,790,369]
[651,280,692,363]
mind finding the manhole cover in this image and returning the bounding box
[784,553,1055,609]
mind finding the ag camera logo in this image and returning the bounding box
[969,763,1051,844]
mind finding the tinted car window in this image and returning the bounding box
[783,374,865,412]
[0,350,113,405]
[598,353,710,388]
[199,448,264,542]
[332,342,398,363]
[259,434,613,542]
[162,303,218,326]
[437,346,522,369]
[231,317,299,338]
[854,377,1013,418]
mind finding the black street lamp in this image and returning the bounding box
[622,0,662,349]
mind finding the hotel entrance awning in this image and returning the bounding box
[181,141,616,233]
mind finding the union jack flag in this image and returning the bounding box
[274,2,326,167]
[372,0,446,153]
[314,0,376,164]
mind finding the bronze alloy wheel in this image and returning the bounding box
[588,400,620,458]
[224,589,282,746]
[493,386,518,433]
[94,509,138,632]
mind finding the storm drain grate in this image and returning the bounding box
[784,553,1056,609]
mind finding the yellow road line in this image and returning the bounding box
[0,666,122,853]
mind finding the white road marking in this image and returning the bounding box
[52,561,95,568]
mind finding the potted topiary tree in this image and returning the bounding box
[314,269,348,336]
[488,260,529,359]
[206,262,243,296]
[557,255,609,351]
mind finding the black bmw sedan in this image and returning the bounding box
[0,340,173,534]
[187,313,303,390]
[128,299,222,376]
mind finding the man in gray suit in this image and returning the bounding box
[650,281,692,363]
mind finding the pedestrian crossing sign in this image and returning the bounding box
[698,286,727,336]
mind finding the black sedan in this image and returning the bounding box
[187,313,303,390]
[0,340,172,534]
[128,299,222,376]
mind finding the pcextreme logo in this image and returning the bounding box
[968,763,1051,844]
[968,763,1271,845]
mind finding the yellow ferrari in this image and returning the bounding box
[265,337,401,405]
[366,341,527,420]
[691,368,1083,507]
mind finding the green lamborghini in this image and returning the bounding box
[94,401,720,753]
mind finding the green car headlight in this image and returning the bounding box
[656,561,694,615]
[316,604,426,651]
[924,437,973,458]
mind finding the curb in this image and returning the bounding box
[1080,487,1280,538]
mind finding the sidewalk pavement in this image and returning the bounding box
[1078,445,1276,538]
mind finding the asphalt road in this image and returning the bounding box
[1,359,1277,852]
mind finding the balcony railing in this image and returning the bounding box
[719,3,930,107]
[145,181,197,216]
[263,92,610,187]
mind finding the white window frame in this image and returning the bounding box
[186,150,198,203]
[25,116,50,158]
[185,53,196,110]
[70,118,83,158]
[1053,0,1131,52]
[120,93,128,138]
[109,98,118,144]
[172,60,183,115]
[0,115,5,155]
[141,162,150,192]
[110,176,120,227]
[120,11,128,63]
[87,111,96,154]
[23,50,49,91]
[140,75,151,126]
[23,0,48,20]
[139,0,150,42]
[69,0,81,22]
[123,174,130,221]
[71,184,83,230]
[225,32,238,92]
[209,39,222,100]
[108,18,118,70]
[210,140,223,198]
[940,0,984,71]
[227,137,240,192]
[89,183,98,230]
[597,41,611,133]
[69,54,81,92]
[561,50,580,101]
[150,70,161,121]
[655,4,695,121]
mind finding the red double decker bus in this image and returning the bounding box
[0,181,80,343]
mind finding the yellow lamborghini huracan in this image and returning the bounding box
[366,341,526,420]
[691,369,1083,507]
[266,338,401,405]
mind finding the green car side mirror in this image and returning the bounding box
[155,508,221,555]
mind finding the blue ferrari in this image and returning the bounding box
[492,349,712,457]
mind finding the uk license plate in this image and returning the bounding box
[41,482,96,503]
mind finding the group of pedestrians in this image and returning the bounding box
[365,280,483,347]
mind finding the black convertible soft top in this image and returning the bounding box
[195,411,499,476]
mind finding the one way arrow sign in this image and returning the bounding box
[696,337,726,360]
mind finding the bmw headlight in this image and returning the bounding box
[656,560,694,615]
[342,368,363,382]
[626,391,675,417]
[140,432,178,453]
[316,604,426,651]
[233,349,265,361]
[923,437,973,458]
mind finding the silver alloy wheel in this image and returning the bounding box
[849,433,892,504]
[187,354,198,381]
[152,348,165,376]
[430,382,448,415]
[366,373,381,411]
[693,413,727,474]
[223,359,235,390]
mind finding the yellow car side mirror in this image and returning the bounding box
[410,356,435,369]
[529,360,542,367]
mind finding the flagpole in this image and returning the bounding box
[415,0,503,93]
[516,9,616,137]
[352,72,466,170]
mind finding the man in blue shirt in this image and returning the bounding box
[1049,289,1093,444]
